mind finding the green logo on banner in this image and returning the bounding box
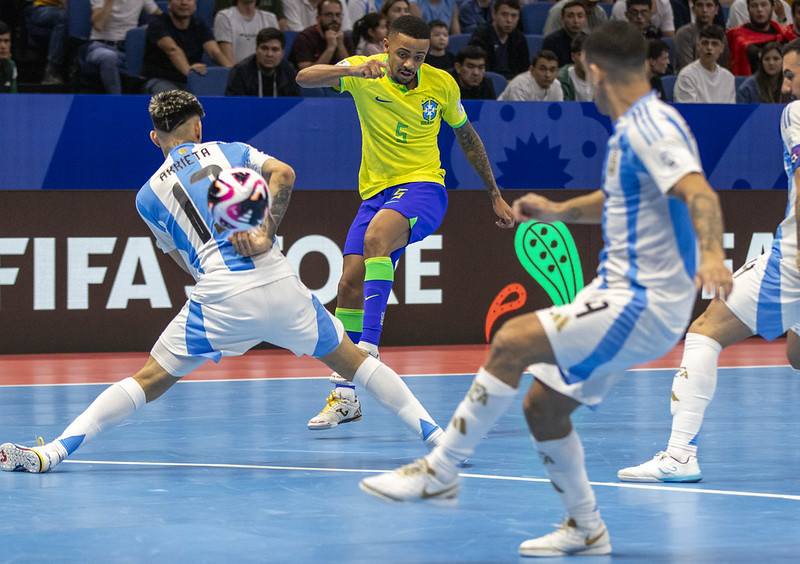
[514,221,583,306]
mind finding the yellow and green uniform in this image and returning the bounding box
[337,54,468,200]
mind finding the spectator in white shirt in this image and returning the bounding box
[215,0,280,63]
[674,24,735,103]
[611,0,674,37]
[498,49,564,101]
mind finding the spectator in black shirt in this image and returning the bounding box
[425,19,456,69]
[468,0,529,79]
[450,44,496,98]
[542,0,587,67]
[226,27,300,96]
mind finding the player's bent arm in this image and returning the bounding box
[296,59,388,87]
[669,172,732,296]
[453,120,514,227]
[230,160,295,257]
[513,190,605,225]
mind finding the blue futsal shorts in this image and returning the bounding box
[342,182,448,262]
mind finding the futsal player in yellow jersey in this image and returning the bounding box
[296,15,515,431]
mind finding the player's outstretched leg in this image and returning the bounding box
[359,367,517,501]
[0,375,147,473]
[318,340,442,449]
[617,332,721,483]
[1,357,176,474]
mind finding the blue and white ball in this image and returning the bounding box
[208,167,270,231]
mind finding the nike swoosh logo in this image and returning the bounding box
[374,96,392,103]
[585,529,606,546]
[365,294,380,300]
[421,484,456,500]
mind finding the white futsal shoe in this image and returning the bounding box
[518,519,611,557]
[307,389,362,429]
[617,451,702,483]
[0,439,65,473]
[359,458,459,503]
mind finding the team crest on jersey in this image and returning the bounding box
[791,146,800,163]
[421,99,439,123]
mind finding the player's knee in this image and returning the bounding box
[489,320,530,364]
[522,389,551,435]
[337,275,362,301]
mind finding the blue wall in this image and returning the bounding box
[0,95,785,191]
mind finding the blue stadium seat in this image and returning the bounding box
[526,34,544,58]
[283,30,298,59]
[196,0,215,28]
[734,75,747,91]
[187,66,231,96]
[661,74,676,102]
[599,2,614,17]
[447,33,471,56]
[521,2,554,35]
[124,26,147,77]
[662,36,675,66]
[67,0,91,40]
[485,71,507,97]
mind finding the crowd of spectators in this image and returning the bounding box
[0,0,794,103]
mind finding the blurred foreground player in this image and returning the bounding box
[359,21,733,557]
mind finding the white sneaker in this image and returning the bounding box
[617,451,702,483]
[0,440,65,473]
[519,519,611,557]
[307,390,362,430]
[359,458,459,503]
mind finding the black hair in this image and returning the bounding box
[584,21,647,83]
[699,24,724,42]
[256,27,286,48]
[390,15,430,40]
[456,45,488,65]
[531,49,558,67]
[353,13,386,46]
[0,21,10,36]
[149,90,205,133]
[493,0,521,13]
[647,38,669,60]
[570,33,586,54]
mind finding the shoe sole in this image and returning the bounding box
[358,479,459,506]
[518,543,612,557]
[617,473,702,483]
[307,414,362,430]
[0,443,43,473]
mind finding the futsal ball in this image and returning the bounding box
[208,167,270,231]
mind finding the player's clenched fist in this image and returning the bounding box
[353,59,390,79]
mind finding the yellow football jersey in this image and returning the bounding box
[338,54,468,199]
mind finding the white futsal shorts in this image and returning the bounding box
[723,251,800,341]
[151,275,344,377]
[530,279,689,406]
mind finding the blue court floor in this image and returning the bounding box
[0,365,798,563]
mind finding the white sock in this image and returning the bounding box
[427,367,517,482]
[533,429,601,531]
[667,333,721,460]
[353,356,440,442]
[55,377,146,457]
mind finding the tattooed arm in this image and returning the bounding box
[669,172,732,298]
[453,120,515,228]
[229,159,296,257]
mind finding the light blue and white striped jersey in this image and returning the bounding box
[777,100,800,266]
[599,92,703,332]
[136,141,295,304]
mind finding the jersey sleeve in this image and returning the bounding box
[781,101,800,174]
[440,69,468,128]
[240,143,274,173]
[630,107,703,195]
[337,55,370,93]
[136,184,176,253]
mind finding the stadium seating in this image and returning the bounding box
[526,34,544,58]
[447,33,471,56]
[187,66,230,96]
[661,74,676,102]
[485,71,507,97]
[66,0,91,40]
[521,2,553,35]
[196,0,215,28]
[284,30,298,59]
[124,26,148,78]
